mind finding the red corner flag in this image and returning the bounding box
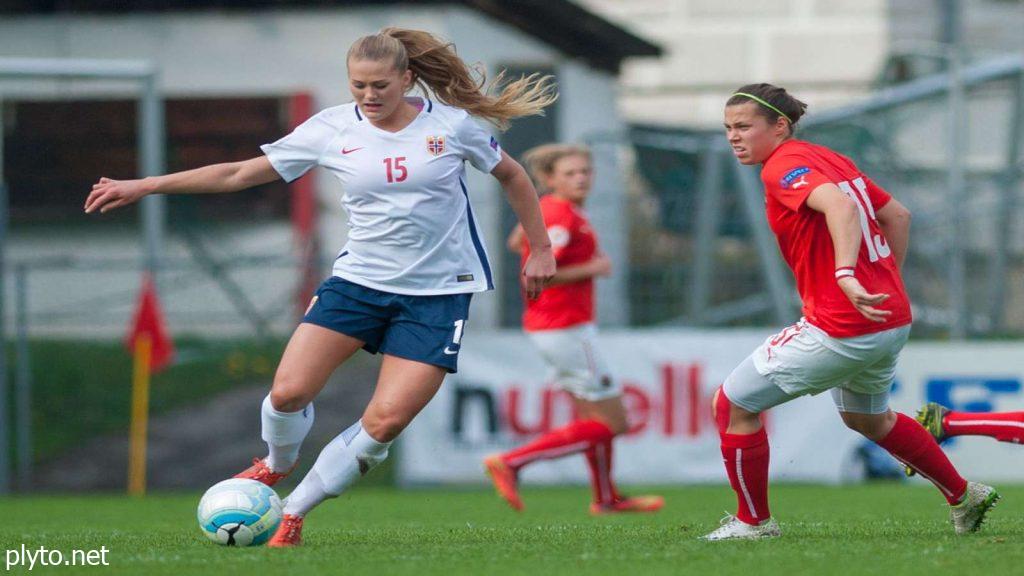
[125,274,175,373]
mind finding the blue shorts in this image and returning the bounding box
[302,276,472,373]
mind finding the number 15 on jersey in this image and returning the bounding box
[384,157,408,183]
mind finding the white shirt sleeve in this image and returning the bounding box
[453,114,502,173]
[260,112,337,183]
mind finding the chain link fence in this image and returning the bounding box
[619,55,1024,337]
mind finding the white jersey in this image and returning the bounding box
[260,98,501,295]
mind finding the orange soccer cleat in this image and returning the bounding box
[590,495,665,515]
[233,457,296,487]
[484,455,524,512]
[267,514,304,548]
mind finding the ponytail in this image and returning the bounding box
[348,28,558,130]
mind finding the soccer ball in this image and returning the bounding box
[197,478,283,546]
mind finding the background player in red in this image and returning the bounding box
[484,144,663,515]
[704,83,999,540]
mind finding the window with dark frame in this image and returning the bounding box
[2,96,293,225]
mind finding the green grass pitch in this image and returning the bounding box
[1,484,1021,575]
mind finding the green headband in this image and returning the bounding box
[732,92,792,124]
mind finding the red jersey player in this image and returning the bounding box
[484,144,663,515]
[703,83,999,540]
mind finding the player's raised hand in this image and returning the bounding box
[837,276,892,322]
[84,177,149,214]
[522,246,556,300]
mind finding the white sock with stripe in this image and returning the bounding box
[283,420,390,517]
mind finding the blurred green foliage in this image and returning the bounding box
[5,337,287,463]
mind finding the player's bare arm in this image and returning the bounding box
[548,255,612,287]
[492,151,556,299]
[875,199,911,270]
[806,182,891,323]
[85,156,280,214]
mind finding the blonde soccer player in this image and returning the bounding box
[86,28,557,547]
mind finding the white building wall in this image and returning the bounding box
[578,0,890,126]
[0,6,628,334]
[890,0,1024,54]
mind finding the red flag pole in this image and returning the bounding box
[125,274,174,496]
[127,334,152,497]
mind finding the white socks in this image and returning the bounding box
[261,394,315,473]
[283,420,391,517]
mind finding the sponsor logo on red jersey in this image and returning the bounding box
[780,166,811,189]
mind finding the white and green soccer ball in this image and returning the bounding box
[197,478,283,546]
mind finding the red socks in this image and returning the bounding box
[878,413,968,504]
[721,428,771,525]
[502,419,616,496]
[944,410,1024,443]
[715,387,771,525]
[584,437,621,504]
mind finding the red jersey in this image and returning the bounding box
[522,195,597,331]
[760,139,912,337]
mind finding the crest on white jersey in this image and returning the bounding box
[427,136,446,156]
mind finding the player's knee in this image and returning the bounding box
[841,411,894,441]
[587,412,627,436]
[600,399,629,435]
[602,412,628,436]
[842,416,878,439]
[269,375,313,413]
[609,419,629,436]
[731,404,761,430]
[714,386,762,434]
[362,413,408,443]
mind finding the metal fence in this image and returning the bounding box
[618,54,1024,338]
[0,241,316,494]
[0,57,168,494]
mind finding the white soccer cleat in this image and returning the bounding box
[950,481,1000,535]
[701,513,781,541]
